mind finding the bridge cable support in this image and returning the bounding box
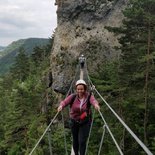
[98,125,106,155]
[79,56,152,155]
[47,128,53,155]
[84,108,96,155]
[95,89,153,155]
[29,111,60,155]
[98,110,124,155]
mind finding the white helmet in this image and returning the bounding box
[75,79,87,86]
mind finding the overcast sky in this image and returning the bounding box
[0,0,57,46]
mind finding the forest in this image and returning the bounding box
[0,0,155,154]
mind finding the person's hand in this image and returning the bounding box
[94,104,100,111]
[57,105,63,112]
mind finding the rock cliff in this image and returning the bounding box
[51,0,128,94]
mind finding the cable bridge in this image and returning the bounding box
[29,55,153,155]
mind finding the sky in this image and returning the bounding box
[0,0,57,46]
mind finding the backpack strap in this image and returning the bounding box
[69,94,76,108]
[86,92,92,114]
[69,92,92,109]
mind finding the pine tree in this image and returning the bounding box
[10,47,30,81]
[106,0,155,153]
[0,36,56,154]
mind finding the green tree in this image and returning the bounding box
[10,47,30,81]
[0,35,55,154]
[106,0,155,153]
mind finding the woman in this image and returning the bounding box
[58,79,100,155]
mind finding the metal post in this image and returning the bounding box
[47,128,53,155]
[98,125,106,155]
[45,89,53,155]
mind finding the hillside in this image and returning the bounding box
[0,0,155,154]
[0,46,6,58]
[0,46,5,51]
[0,38,50,75]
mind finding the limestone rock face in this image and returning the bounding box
[51,0,128,93]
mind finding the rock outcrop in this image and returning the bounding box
[51,0,128,94]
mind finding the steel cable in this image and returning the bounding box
[87,73,153,155]
[29,111,59,155]
[85,61,122,154]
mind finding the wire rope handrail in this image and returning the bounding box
[85,62,123,154]
[29,55,153,155]
[98,110,124,155]
[29,61,80,155]
[85,58,153,155]
[61,111,68,155]
[87,76,153,155]
[29,111,60,155]
[61,63,80,155]
[98,125,106,155]
[84,61,96,155]
[61,75,78,155]
[84,108,95,155]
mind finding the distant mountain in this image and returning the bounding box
[0,38,50,75]
[0,46,5,51]
[0,46,6,57]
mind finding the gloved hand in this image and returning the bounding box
[80,112,87,120]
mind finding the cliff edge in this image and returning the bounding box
[51,0,128,93]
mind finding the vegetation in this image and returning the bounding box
[0,36,55,155]
[98,0,155,154]
[0,0,155,154]
[0,38,50,75]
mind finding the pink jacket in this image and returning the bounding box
[60,92,99,121]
